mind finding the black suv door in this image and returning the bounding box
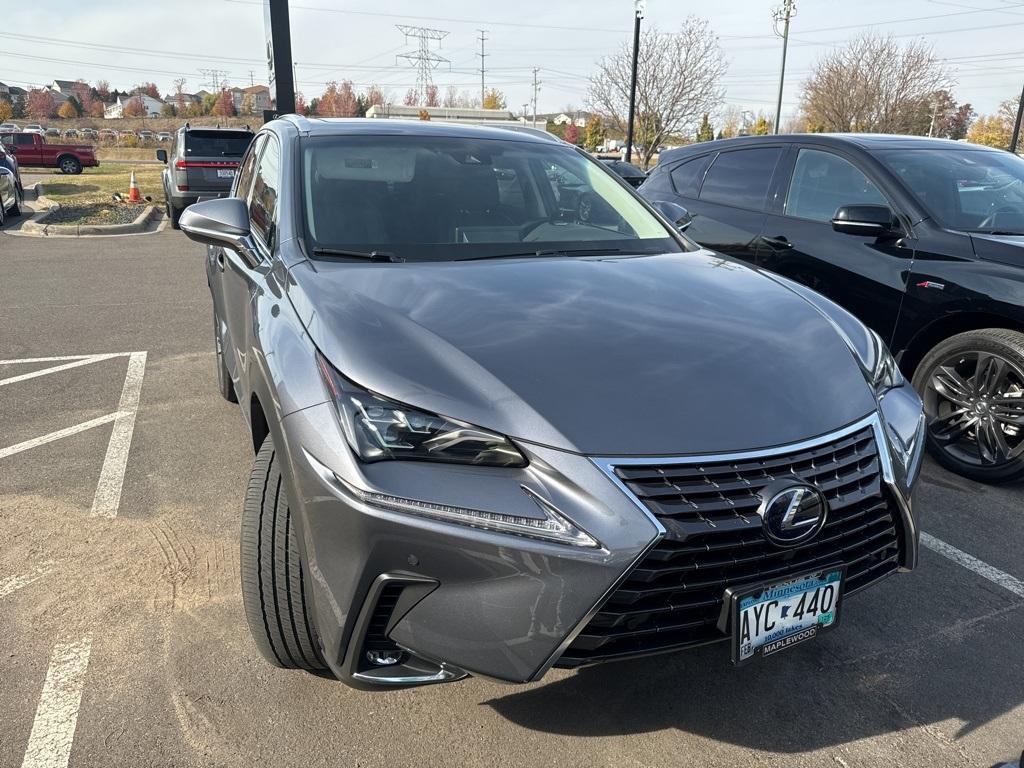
[758,145,914,343]
[645,146,783,264]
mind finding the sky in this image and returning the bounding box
[2,0,1023,126]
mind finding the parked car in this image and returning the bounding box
[599,158,647,188]
[44,127,61,138]
[177,117,925,689]
[0,122,19,133]
[640,134,1024,483]
[0,131,98,174]
[138,130,155,140]
[64,128,79,138]
[80,128,97,139]
[0,148,22,227]
[97,129,117,140]
[157,123,253,228]
[156,131,171,142]
[23,124,45,135]
[0,141,23,194]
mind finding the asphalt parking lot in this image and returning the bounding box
[1,224,1022,768]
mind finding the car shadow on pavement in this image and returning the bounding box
[485,596,1024,753]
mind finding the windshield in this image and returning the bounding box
[301,134,682,261]
[185,131,252,157]
[877,147,1024,234]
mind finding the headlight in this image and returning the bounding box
[316,353,527,467]
[866,329,905,395]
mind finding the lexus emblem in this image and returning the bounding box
[756,480,828,547]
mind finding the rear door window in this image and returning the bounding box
[786,148,887,222]
[669,155,711,198]
[699,147,782,211]
[185,130,252,158]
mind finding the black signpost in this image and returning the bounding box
[263,0,296,120]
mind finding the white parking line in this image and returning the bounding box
[0,354,123,388]
[20,636,92,768]
[0,561,55,600]
[921,532,1024,599]
[91,351,146,519]
[0,355,105,365]
[0,413,124,461]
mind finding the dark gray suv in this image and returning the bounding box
[157,123,253,228]
[179,116,926,689]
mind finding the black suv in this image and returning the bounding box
[157,123,253,228]
[641,134,1024,483]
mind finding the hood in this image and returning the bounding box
[286,251,878,456]
[970,233,1024,268]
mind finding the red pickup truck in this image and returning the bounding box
[0,132,98,174]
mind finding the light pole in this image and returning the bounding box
[625,0,644,164]
[772,0,795,135]
[1011,82,1024,154]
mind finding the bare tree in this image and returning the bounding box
[799,33,950,133]
[587,17,727,168]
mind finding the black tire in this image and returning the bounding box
[912,328,1024,484]
[8,183,21,217]
[58,156,82,175]
[213,310,237,403]
[0,202,5,229]
[167,201,181,230]
[240,435,327,672]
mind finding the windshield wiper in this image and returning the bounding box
[312,247,404,262]
[458,247,624,261]
[970,229,1024,236]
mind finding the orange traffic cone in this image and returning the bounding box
[128,170,142,203]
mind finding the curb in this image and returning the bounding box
[20,188,156,236]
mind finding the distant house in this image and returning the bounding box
[104,94,164,118]
[533,111,591,127]
[228,85,272,113]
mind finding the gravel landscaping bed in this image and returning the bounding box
[42,203,148,226]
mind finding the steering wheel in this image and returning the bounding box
[978,204,1024,230]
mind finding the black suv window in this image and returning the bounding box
[786,148,886,222]
[234,134,266,202]
[250,137,280,248]
[669,155,711,198]
[699,148,781,211]
[184,130,251,158]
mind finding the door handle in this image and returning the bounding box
[760,235,792,249]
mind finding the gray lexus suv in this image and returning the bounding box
[180,116,926,689]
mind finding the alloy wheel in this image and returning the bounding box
[924,350,1024,467]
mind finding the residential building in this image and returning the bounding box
[365,104,517,124]
[229,85,272,114]
[104,93,164,118]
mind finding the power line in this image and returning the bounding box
[395,25,449,105]
[199,69,229,91]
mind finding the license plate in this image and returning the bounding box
[217,169,236,178]
[728,566,844,664]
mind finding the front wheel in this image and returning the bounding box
[912,329,1024,483]
[240,435,328,673]
[58,156,82,175]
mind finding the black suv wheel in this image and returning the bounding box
[913,329,1024,483]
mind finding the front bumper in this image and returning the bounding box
[277,384,925,687]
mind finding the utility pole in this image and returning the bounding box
[772,0,796,135]
[531,68,541,128]
[928,97,940,138]
[477,30,488,107]
[249,70,256,88]
[1011,82,1024,154]
[625,0,644,164]
[522,102,529,123]
[396,25,450,106]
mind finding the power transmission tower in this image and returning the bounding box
[477,29,488,107]
[772,0,796,135]
[199,69,228,92]
[249,70,256,87]
[396,25,450,106]
[531,68,541,128]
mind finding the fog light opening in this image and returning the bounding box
[366,649,404,667]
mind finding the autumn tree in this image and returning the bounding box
[138,82,160,100]
[212,89,237,117]
[89,101,105,118]
[482,88,507,110]
[173,78,188,115]
[582,115,605,150]
[588,17,727,168]
[0,100,13,122]
[967,97,1019,149]
[319,81,357,116]
[57,100,78,119]
[752,114,772,135]
[564,122,580,145]
[799,34,948,133]
[403,88,418,107]
[26,89,56,119]
[424,84,440,108]
[95,80,110,101]
[161,102,177,118]
[295,92,307,115]
[364,84,388,109]
[240,93,256,115]
[122,96,147,118]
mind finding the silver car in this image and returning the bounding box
[179,117,926,689]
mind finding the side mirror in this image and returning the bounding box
[179,198,258,263]
[155,149,167,163]
[651,200,693,232]
[831,204,898,237]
